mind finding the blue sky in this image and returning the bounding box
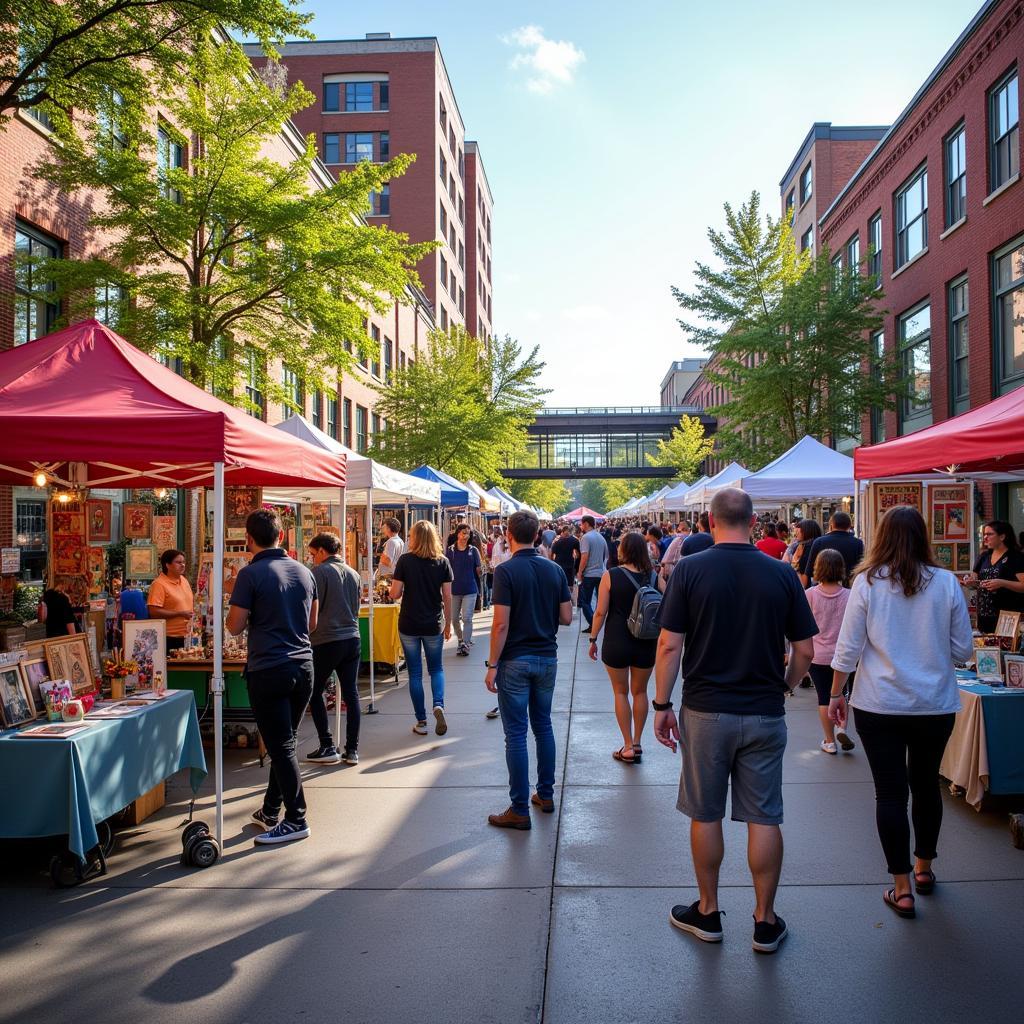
[299,0,985,406]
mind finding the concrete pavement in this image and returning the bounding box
[1,607,1022,1023]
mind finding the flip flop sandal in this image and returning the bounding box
[914,870,936,895]
[884,889,916,918]
[632,745,643,764]
[612,746,636,764]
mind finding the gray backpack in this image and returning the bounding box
[620,568,662,640]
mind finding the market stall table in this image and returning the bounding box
[0,689,206,861]
[359,604,402,672]
[940,678,1024,809]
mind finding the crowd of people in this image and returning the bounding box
[211,490,983,953]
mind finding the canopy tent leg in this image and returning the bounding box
[336,484,346,744]
[366,492,378,714]
[212,462,225,849]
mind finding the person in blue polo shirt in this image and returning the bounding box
[485,510,573,830]
[227,508,318,847]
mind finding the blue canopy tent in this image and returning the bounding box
[410,465,479,508]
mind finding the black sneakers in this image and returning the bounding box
[752,914,788,954]
[304,744,341,764]
[669,901,723,942]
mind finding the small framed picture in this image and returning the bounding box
[123,618,167,689]
[974,645,1003,678]
[20,657,51,713]
[0,664,35,727]
[934,543,954,569]
[126,543,158,580]
[1003,655,1024,689]
[44,635,96,696]
[86,498,113,542]
[995,610,1021,639]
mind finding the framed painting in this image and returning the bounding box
[196,551,252,602]
[974,645,1002,679]
[1005,655,1024,689]
[51,534,86,575]
[123,503,153,540]
[225,486,262,530]
[0,664,35,727]
[153,515,177,553]
[87,546,105,597]
[872,482,922,524]
[955,544,972,572]
[928,484,970,543]
[995,611,1021,639]
[126,543,158,580]
[123,618,166,689]
[86,499,112,542]
[933,543,953,569]
[44,635,95,696]
[21,656,51,713]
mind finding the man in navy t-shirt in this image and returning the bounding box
[485,510,572,830]
[681,511,714,556]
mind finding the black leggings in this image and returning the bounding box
[853,707,956,875]
[311,637,362,752]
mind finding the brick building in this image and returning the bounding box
[659,358,707,407]
[244,33,493,339]
[819,0,1023,524]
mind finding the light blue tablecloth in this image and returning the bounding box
[0,689,206,860]
[957,680,1024,795]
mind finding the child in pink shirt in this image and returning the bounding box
[805,549,854,755]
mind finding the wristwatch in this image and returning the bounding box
[652,699,673,711]
[485,660,498,669]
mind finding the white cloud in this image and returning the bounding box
[503,25,585,95]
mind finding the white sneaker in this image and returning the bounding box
[820,740,838,755]
[412,721,428,735]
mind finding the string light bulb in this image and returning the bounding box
[155,488,168,499]
[33,471,47,487]
[57,492,70,504]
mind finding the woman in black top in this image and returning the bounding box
[968,520,1024,633]
[588,532,664,765]
[792,518,823,588]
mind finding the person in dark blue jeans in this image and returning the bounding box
[227,509,318,846]
[486,510,573,829]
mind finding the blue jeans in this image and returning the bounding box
[400,632,445,722]
[496,657,558,814]
[579,577,600,627]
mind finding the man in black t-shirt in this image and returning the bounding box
[653,487,816,954]
[805,512,864,585]
[550,526,580,587]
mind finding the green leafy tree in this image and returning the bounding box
[672,191,903,468]
[503,478,572,517]
[370,327,548,481]
[33,40,432,406]
[645,414,714,483]
[1,0,310,128]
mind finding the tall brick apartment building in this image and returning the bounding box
[244,33,494,340]
[819,0,1023,524]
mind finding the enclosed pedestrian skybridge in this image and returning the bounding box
[503,406,717,480]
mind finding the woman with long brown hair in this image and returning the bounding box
[829,506,973,919]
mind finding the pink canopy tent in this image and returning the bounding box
[561,505,606,522]
[0,320,347,851]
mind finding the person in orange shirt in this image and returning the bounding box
[148,549,195,650]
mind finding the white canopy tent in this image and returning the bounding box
[487,486,521,514]
[645,484,674,515]
[267,416,441,720]
[737,436,854,503]
[683,463,749,509]
[662,477,700,512]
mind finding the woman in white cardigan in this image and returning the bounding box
[829,506,973,920]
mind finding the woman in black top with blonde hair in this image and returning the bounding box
[588,531,664,765]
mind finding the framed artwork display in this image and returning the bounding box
[0,664,35,727]
[126,543,158,580]
[21,657,51,713]
[934,544,953,569]
[44,635,95,696]
[928,484,970,543]
[197,551,252,602]
[153,515,177,553]
[87,546,105,596]
[1005,655,1024,688]
[123,503,153,540]
[974,646,1002,678]
[123,618,166,688]
[872,482,922,524]
[86,499,112,542]
[995,611,1021,639]
[225,486,262,530]
[955,545,972,572]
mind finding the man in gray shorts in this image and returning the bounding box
[653,487,816,954]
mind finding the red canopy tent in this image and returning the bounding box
[561,505,606,522]
[0,320,347,852]
[855,387,1024,479]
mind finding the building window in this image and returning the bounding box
[323,82,339,112]
[379,132,389,161]
[870,330,886,443]
[370,323,381,378]
[244,348,264,418]
[372,412,381,438]
[440,306,448,331]
[384,337,393,381]
[13,222,60,346]
[439,148,447,182]
[343,398,352,447]
[994,235,1024,391]
[379,183,390,216]
[156,126,184,203]
[845,233,860,293]
[949,276,969,414]
[356,405,368,453]
[439,94,447,131]
[458,240,465,268]
[327,394,338,439]
[449,174,456,203]
[282,364,302,420]
[345,132,374,163]
[94,281,123,327]
[898,303,932,432]
[98,89,128,153]
[449,225,456,252]
[944,123,967,226]
[868,212,882,285]
[831,253,843,289]
[458,148,464,180]
[450,270,456,295]
[799,162,812,204]
[800,226,813,252]
[785,188,795,220]
[310,389,322,429]
[379,81,389,110]
[458,194,464,223]
[440,255,448,292]
[345,81,374,112]
[895,165,928,269]
[324,133,340,164]
[448,126,456,154]
[989,69,1019,192]
[400,350,406,370]
[439,201,447,237]
[458,287,465,315]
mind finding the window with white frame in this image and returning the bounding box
[898,302,932,432]
[989,68,1019,192]
[949,276,969,414]
[944,123,967,226]
[156,125,184,202]
[895,165,928,269]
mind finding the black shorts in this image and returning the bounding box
[808,663,833,706]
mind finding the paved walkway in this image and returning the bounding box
[1,609,1023,1023]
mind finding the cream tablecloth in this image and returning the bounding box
[939,688,989,810]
